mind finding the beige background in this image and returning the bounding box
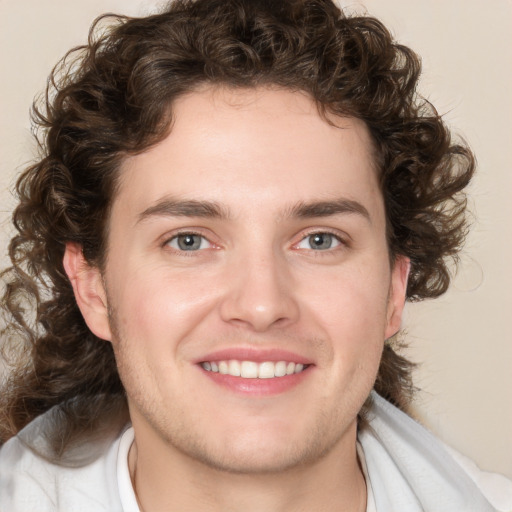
[0,0,510,479]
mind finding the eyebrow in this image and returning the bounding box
[287,198,371,223]
[137,197,371,223]
[138,198,230,223]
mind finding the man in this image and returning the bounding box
[0,0,510,511]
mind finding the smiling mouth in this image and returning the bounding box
[200,360,309,379]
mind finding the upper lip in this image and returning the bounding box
[195,347,313,365]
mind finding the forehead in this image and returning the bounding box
[115,86,382,223]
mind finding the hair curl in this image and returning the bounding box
[0,0,474,457]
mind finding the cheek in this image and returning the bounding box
[304,262,390,333]
[108,264,221,348]
[301,262,389,379]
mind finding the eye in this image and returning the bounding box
[167,233,212,251]
[296,232,342,251]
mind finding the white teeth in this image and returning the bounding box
[241,361,258,378]
[228,360,241,376]
[258,362,275,379]
[275,361,287,377]
[201,360,308,379]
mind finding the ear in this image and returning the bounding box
[63,242,112,341]
[384,255,410,339]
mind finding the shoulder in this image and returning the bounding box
[359,392,512,512]
[0,409,126,512]
[0,433,56,511]
[443,443,512,512]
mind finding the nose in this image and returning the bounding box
[219,250,300,332]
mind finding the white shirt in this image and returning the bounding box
[1,394,511,511]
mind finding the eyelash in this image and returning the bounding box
[293,229,348,253]
[163,230,216,253]
[162,229,349,255]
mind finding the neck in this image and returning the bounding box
[128,425,367,512]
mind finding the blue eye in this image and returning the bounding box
[296,233,341,251]
[168,234,211,251]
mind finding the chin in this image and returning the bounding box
[189,444,320,475]
[174,419,352,475]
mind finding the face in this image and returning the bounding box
[68,87,408,474]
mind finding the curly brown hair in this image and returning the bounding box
[0,0,474,457]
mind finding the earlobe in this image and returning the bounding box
[384,255,410,339]
[63,242,112,341]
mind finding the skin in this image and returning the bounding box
[64,86,409,512]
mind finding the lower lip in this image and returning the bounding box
[199,366,312,396]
